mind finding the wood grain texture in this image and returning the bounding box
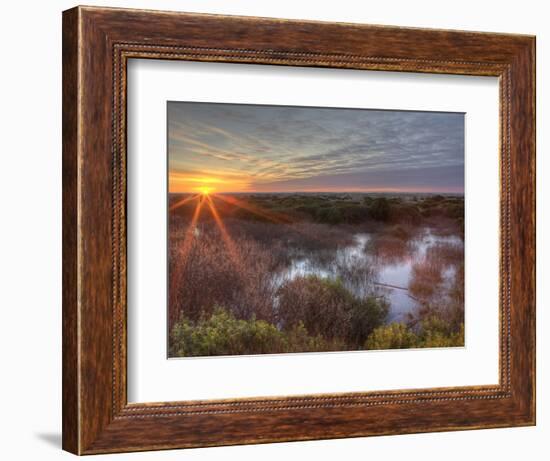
[62,5,536,455]
[62,7,79,454]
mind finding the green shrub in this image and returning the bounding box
[169,308,283,357]
[419,317,464,347]
[365,323,419,350]
[365,321,464,350]
[369,197,391,221]
[314,206,344,225]
[421,326,464,348]
[349,296,390,346]
[294,204,320,220]
[169,308,344,357]
[337,204,368,224]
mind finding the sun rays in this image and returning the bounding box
[168,195,204,307]
[204,195,242,268]
[168,191,246,271]
[169,193,199,212]
[168,190,335,272]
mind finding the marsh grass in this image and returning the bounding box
[168,193,465,357]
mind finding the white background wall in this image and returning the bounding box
[0,0,546,459]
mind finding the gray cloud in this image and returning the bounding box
[168,101,464,192]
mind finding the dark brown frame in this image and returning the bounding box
[62,5,536,455]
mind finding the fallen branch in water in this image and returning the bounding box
[373,281,422,303]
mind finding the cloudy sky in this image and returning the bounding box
[168,101,464,194]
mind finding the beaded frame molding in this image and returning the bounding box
[62,6,535,455]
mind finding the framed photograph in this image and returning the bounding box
[62,6,535,455]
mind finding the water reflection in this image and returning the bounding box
[275,228,463,322]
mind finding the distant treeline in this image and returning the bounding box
[171,193,464,230]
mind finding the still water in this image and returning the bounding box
[275,229,462,322]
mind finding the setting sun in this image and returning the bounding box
[196,185,215,195]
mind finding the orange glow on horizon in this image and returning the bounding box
[169,172,251,194]
[168,170,463,195]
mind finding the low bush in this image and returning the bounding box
[314,206,343,225]
[421,324,464,348]
[365,323,419,349]
[348,296,390,346]
[277,276,388,347]
[368,197,391,221]
[365,320,464,350]
[169,308,344,357]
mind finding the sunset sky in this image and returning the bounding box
[168,102,464,194]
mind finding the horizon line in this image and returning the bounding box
[168,190,465,195]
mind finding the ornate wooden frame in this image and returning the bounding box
[62,5,535,455]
